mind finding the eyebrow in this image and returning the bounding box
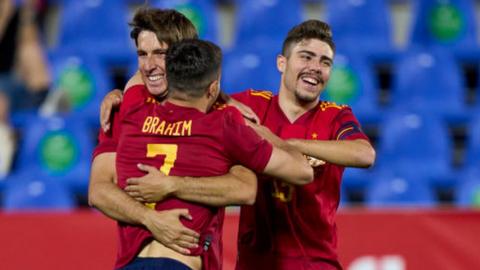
[153,48,168,54]
[297,50,333,63]
[136,48,168,54]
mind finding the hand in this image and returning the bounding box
[306,156,325,167]
[143,209,200,255]
[125,163,175,203]
[227,98,260,124]
[100,89,123,132]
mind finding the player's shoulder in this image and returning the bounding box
[318,100,351,113]
[246,89,274,100]
[232,88,274,102]
[212,104,245,124]
[311,101,353,123]
[123,84,151,105]
[244,88,274,102]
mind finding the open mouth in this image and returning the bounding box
[299,73,322,87]
[147,74,164,82]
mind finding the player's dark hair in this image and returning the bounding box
[129,8,198,47]
[282,20,336,57]
[166,39,222,98]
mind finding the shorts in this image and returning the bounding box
[120,257,192,270]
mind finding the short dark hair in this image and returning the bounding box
[166,39,222,98]
[129,8,199,47]
[282,20,336,57]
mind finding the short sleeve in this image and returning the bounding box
[222,107,273,172]
[92,84,147,159]
[231,89,273,124]
[332,107,369,141]
[92,109,121,159]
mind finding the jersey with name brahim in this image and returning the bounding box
[114,85,273,269]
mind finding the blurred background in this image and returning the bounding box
[1,0,480,269]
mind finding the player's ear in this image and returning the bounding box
[207,79,220,98]
[277,54,286,73]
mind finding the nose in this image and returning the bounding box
[308,61,322,73]
[144,55,157,72]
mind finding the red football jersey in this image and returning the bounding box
[114,86,273,269]
[92,85,149,159]
[233,90,369,270]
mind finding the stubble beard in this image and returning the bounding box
[294,88,320,104]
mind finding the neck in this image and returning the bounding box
[278,86,319,122]
[167,93,210,113]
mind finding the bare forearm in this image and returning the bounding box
[89,180,152,224]
[88,154,150,225]
[252,124,304,160]
[172,166,257,206]
[288,139,375,168]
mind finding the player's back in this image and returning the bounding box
[117,100,236,232]
[114,85,272,268]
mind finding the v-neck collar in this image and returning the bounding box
[272,95,318,125]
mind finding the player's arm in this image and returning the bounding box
[125,164,257,206]
[248,122,314,185]
[88,153,200,254]
[219,92,259,123]
[287,139,375,168]
[88,152,148,223]
[100,72,143,131]
[288,108,375,168]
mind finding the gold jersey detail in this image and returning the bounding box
[336,127,354,140]
[213,103,229,110]
[250,90,273,100]
[146,97,161,104]
[319,101,347,111]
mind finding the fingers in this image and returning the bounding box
[137,163,160,174]
[129,194,145,202]
[175,239,199,250]
[100,89,123,131]
[175,208,193,221]
[126,178,139,185]
[101,104,112,132]
[306,156,326,167]
[245,107,260,124]
[166,244,191,255]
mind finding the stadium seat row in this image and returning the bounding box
[52,0,480,62]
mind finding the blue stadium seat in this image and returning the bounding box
[391,47,469,123]
[325,0,395,60]
[409,0,479,60]
[234,0,303,46]
[49,52,113,126]
[2,171,75,211]
[465,115,480,168]
[152,0,219,43]
[455,168,480,208]
[222,40,281,94]
[366,170,437,207]
[15,115,94,195]
[57,0,134,65]
[376,110,455,187]
[322,51,382,124]
[342,167,376,193]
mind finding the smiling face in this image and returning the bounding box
[277,38,334,105]
[136,30,169,97]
